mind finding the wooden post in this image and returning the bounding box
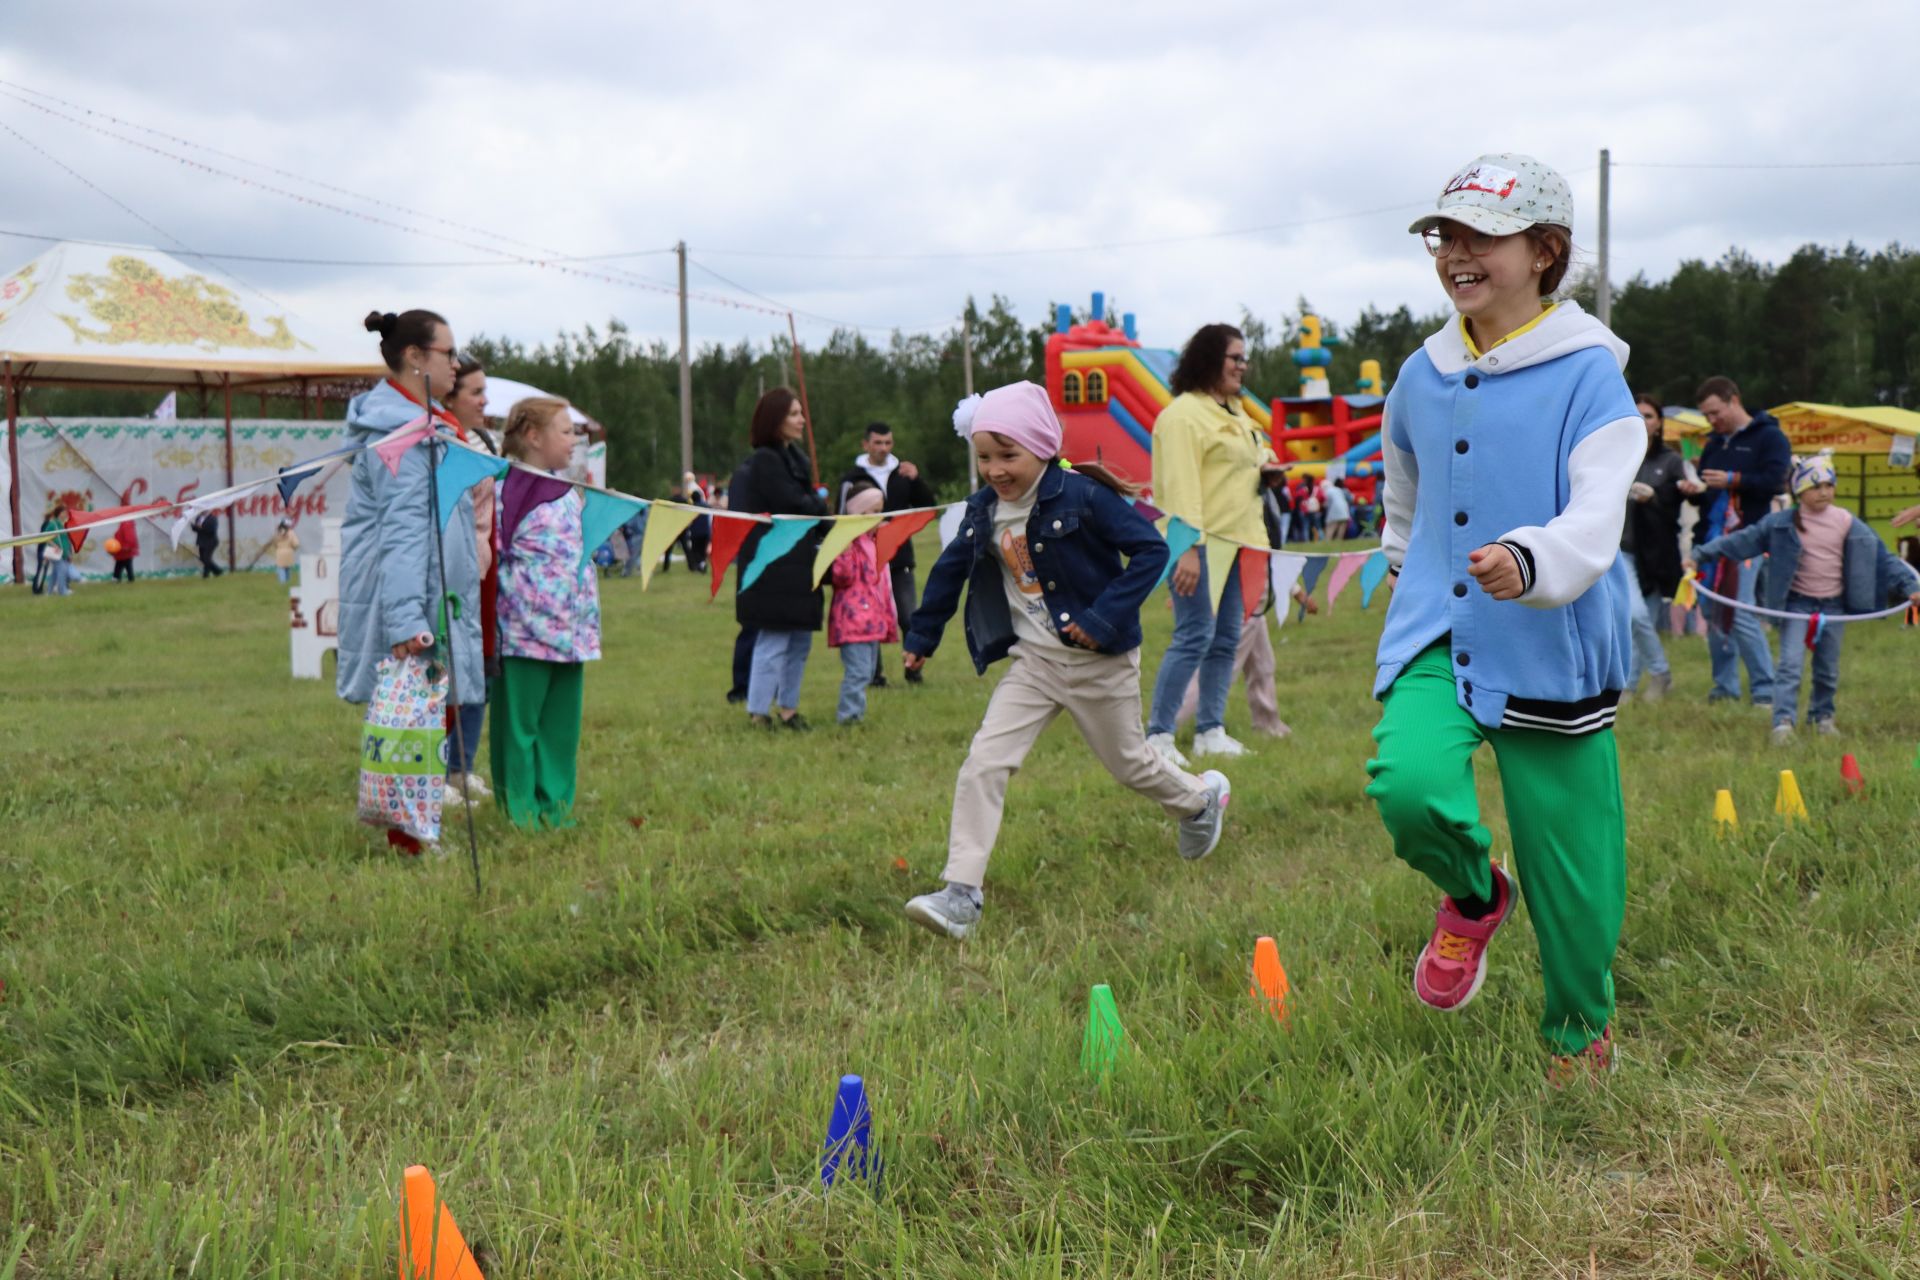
[5,360,19,585]
[786,313,820,492]
[223,373,236,572]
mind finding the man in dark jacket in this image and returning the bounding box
[192,510,224,578]
[1690,375,1789,705]
[837,421,937,685]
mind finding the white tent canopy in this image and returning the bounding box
[479,375,591,425]
[0,241,383,386]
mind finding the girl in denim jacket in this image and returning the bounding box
[899,382,1231,940]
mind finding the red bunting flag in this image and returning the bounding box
[1237,546,1267,619]
[708,514,756,601]
[873,509,939,569]
[65,502,167,555]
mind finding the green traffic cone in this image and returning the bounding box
[1080,983,1126,1081]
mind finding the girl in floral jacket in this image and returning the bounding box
[492,397,600,830]
[828,483,899,724]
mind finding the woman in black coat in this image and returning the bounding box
[1621,393,1701,697]
[732,387,828,728]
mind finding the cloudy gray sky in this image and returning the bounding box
[4,0,1916,359]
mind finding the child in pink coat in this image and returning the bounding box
[828,484,899,725]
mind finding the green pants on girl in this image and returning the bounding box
[1365,643,1624,1053]
[489,657,584,831]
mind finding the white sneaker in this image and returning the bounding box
[1177,770,1231,860]
[1191,727,1248,758]
[1146,732,1190,768]
[1770,723,1795,746]
[904,884,981,940]
[1814,717,1840,737]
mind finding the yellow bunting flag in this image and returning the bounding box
[1774,769,1808,824]
[637,502,701,591]
[1674,575,1697,609]
[1204,538,1240,616]
[812,516,883,588]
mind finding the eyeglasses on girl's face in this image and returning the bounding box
[1421,225,1500,257]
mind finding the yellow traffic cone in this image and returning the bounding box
[1713,788,1738,836]
[1775,770,1809,824]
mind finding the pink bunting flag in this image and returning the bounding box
[1324,553,1366,611]
[374,416,433,476]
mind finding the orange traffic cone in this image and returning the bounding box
[399,1165,484,1280]
[1248,936,1291,1022]
[1840,753,1865,797]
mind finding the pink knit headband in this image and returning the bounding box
[952,381,1062,462]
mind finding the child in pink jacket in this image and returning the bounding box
[829,484,899,725]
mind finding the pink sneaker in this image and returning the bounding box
[1546,1026,1615,1089]
[1413,862,1515,1011]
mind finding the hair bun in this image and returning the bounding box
[362,310,397,337]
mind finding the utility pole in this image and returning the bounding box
[1595,148,1612,326]
[961,303,977,486]
[676,240,693,477]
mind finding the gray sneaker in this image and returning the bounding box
[1642,671,1671,703]
[904,884,981,940]
[1770,722,1795,746]
[1814,717,1840,737]
[1177,770,1232,861]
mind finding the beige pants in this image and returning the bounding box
[1175,613,1287,736]
[943,646,1211,887]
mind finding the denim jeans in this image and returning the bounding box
[1621,552,1669,686]
[748,627,812,716]
[1147,556,1242,736]
[275,566,292,584]
[1706,556,1775,703]
[449,697,487,774]
[48,559,73,596]
[1770,592,1843,727]
[837,642,877,722]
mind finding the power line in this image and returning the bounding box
[688,259,949,335]
[0,227,576,267]
[1614,159,1920,171]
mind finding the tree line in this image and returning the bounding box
[26,241,1918,502]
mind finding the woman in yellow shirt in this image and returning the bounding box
[1145,323,1283,764]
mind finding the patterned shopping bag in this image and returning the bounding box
[357,655,449,843]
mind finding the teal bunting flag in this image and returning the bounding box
[1359,550,1391,608]
[740,517,821,591]
[579,491,647,571]
[1156,517,1202,589]
[436,447,511,531]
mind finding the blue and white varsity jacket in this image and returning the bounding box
[1374,302,1644,735]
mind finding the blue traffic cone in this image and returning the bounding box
[821,1074,874,1188]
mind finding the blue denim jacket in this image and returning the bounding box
[1698,506,1919,614]
[904,466,1169,673]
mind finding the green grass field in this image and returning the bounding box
[3,554,1918,1278]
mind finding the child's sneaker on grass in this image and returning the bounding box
[1177,770,1231,861]
[1545,1026,1615,1089]
[905,884,981,940]
[1814,717,1839,737]
[1413,862,1515,1012]
[1770,722,1795,746]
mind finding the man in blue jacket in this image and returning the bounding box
[1690,376,1789,705]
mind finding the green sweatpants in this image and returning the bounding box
[1364,643,1624,1054]
[490,657,585,832]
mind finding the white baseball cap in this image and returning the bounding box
[1409,153,1574,238]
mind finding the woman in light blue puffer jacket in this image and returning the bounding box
[335,309,484,725]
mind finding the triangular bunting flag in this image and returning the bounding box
[1325,553,1366,611]
[1268,552,1307,626]
[740,517,821,591]
[813,516,883,588]
[580,491,648,574]
[873,509,938,569]
[1674,575,1697,609]
[708,513,756,600]
[635,500,698,587]
[374,417,433,476]
[1237,546,1268,619]
[1297,558,1326,620]
[1204,538,1239,616]
[66,503,166,555]
[435,446,509,531]
[1359,550,1391,608]
[1156,516,1201,589]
